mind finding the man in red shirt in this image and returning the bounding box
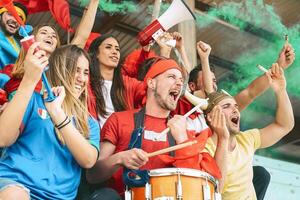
[86,57,219,196]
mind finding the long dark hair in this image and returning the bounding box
[88,34,127,117]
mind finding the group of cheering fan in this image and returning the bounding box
[0,1,296,200]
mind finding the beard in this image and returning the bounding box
[154,87,177,111]
[0,18,19,36]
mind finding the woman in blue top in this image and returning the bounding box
[0,43,100,200]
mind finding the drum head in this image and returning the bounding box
[149,168,217,186]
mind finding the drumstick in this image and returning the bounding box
[147,140,197,158]
[154,103,203,141]
[184,103,204,117]
[256,64,268,73]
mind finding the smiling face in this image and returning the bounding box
[35,26,58,55]
[218,97,240,134]
[0,12,20,35]
[97,37,120,69]
[151,68,183,111]
[74,54,89,98]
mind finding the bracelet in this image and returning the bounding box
[55,116,68,128]
[57,117,71,130]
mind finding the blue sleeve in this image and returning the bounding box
[0,73,10,89]
[88,116,100,152]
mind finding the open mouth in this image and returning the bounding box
[75,85,83,93]
[169,90,180,101]
[43,39,53,46]
[7,22,18,30]
[230,116,239,126]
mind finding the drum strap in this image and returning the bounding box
[123,107,176,187]
[132,107,176,155]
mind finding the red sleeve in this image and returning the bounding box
[123,75,146,110]
[0,89,7,105]
[87,83,98,120]
[2,64,14,77]
[131,78,146,108]
[122,48,157,78]
[101,113,120,145]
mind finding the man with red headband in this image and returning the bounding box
[86,57,220,198]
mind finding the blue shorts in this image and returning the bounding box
[0,178,30,195]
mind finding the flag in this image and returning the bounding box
[15,0,72,31]
[0,0,24,25]
[84,32,101,51]
[158,128,221,179]
[48,0,72,31]
[37,108,49,119]
[172,97,202,120]
[15,0,48,14]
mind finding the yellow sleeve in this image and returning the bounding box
[251,129,261,150]
[203,137,216,157]
[241,129,261,150]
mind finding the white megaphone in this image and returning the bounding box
[138,0,196,46]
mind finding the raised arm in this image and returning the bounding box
[259,63,294,148]
[172,32,192,73]
[0,43,48,147]
[196,41,214,95]
[235,43,295,111]
[234,74,270,111]
[71,0,99,48]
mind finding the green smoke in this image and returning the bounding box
[78,0,137,14]
[191,0,300,129]
[148,0,299,130]
[204,0,298,95]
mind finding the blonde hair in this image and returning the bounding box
[47,45,90,140]
[12,24,61,79]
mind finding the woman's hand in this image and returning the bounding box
[44,86,66,117]
[23,42,48,85]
